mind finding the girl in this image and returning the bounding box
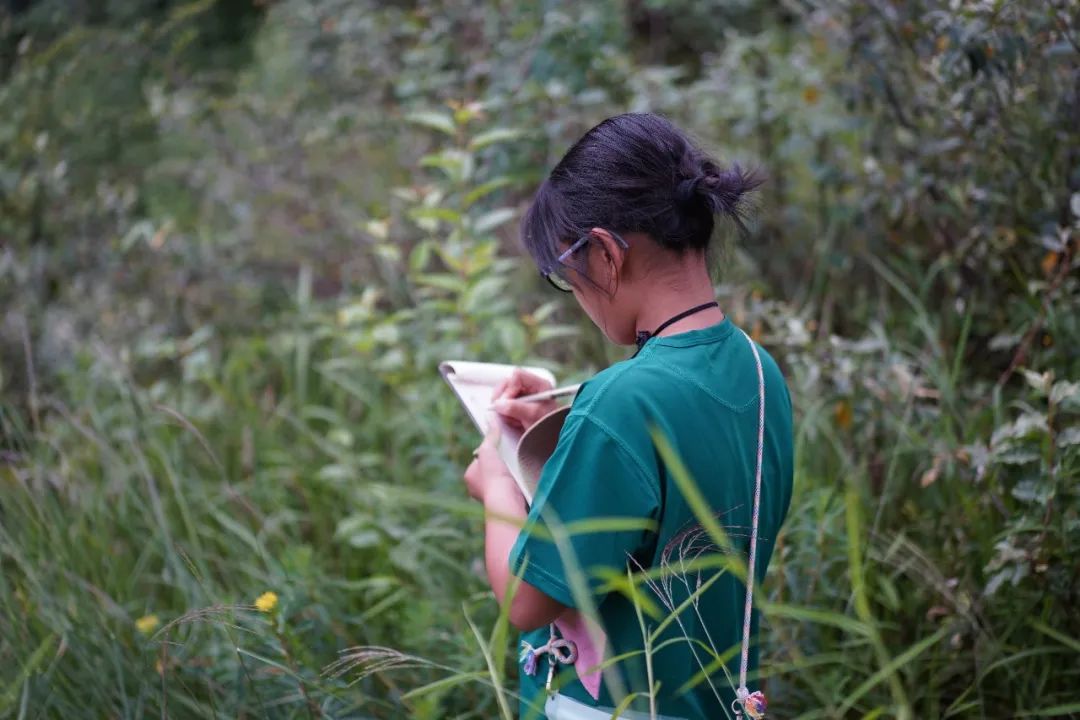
[463,113,793,720]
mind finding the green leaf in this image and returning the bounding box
[414,273,468,294]
[993,448,1040,466]
[563,516,658,535]
[374,242,401,263]
[1020,369,1052,395]
[468,127,527,150]
[473,207,516,234]
[536,325,579,343]
[837,624,951,716]
[420,149,473,182]
[758,601,874,637]
[0,634,54,714]
[1056,426,1080,448]
[495,318,527,355]
[462,275,508,314]
[1017,702,1080,718]
[406,111,456,136]
[317,464,358,483]
[408,206,462,226]
[401,671,489,700]
[606,692,649,720]
[1011,479,1051,504]
[531,301,561,324]
[991,413,1049,445]
[462,605,514,720]
[364,218,389,240]
[410,241,434,272]
[1029,619,1080,654]
[236,648,308,682]
[463,177,512,207]
[1050,380,1080,406]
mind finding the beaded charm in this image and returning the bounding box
[734,689,767,719]
[745,691,767,718]
[520,642,539,676]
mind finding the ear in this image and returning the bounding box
[590,227,627,294]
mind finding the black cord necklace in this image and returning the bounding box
[633,301,720,356]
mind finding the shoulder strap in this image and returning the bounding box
[735,329,767,718]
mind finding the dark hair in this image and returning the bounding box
[521,113,762,282]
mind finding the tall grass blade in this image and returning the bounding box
[0,634,55,714]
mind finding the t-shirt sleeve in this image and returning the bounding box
[508,412,660,609]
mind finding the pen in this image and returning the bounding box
[491,383,582,407]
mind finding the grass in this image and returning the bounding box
[0,324,498,718]
[2,261,1077,719]
[2,0,1077,716]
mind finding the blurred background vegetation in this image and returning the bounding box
[1,0,1078,718]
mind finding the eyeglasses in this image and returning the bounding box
[541,231,629,293]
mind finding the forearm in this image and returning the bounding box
[481,481,569,630]
[482,484,528,605]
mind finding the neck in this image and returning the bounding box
[634,267,724,339]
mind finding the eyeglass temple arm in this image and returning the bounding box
[544,230,629,275]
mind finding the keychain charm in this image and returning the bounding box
[734,688,767,719]
[519,631,578,694]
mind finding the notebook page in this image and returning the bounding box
[439,361,557,504]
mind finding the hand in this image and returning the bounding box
[491,369,560,433]
[463,422,518,504]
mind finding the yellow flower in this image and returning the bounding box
[834,399,853,431]
[135,614,160,635]
[254,591,279,613]
[1041,250,1059,276]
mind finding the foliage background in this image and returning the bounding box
[1,0,1078,718]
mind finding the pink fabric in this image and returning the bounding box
[554,612,607,700]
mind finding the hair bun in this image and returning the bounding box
[675,175,705,208]
[676,163,763,219]
[698,164,763,221]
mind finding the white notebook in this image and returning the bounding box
[439,360,568,504]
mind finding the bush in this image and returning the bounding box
[1,0,1077,717]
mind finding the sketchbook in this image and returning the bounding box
[438,360,570,505]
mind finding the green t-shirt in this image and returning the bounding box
[509,317,794,719]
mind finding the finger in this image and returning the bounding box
[492,398,549,427]
[494,411,524,433]
[511,369,553,395]
[492,371,529,403]
[503,371,525,399]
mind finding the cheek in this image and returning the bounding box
[572,287,601,327]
